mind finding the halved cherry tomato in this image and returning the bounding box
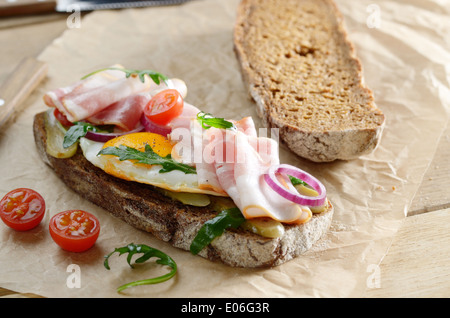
[0,188,46,231]
[49,210,100,252]
[144,89,183,126]
[53,108,73,127]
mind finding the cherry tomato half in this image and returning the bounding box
[0,188,46,231]
[49,210,100,252]
[53,108,73,127]
[144,89,184,126]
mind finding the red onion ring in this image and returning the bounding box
[140,114,172,136]
[85,124,145,143]
[264,164,327,207]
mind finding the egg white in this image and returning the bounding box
[79,137,227,196]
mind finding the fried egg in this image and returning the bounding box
[79,132,227,196]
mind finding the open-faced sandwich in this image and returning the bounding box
[33,65,333,268]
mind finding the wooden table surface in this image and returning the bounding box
[1,10,449,299]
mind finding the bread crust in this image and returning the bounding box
[33,111,333,267]
[234,0,385,162]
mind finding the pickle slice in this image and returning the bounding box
[163,190,211,207]
[44,109,78,158]
[295,184,326,213]
[210,196,237,212]
[241,217,285,238]
[310,205,326,213]
[295,183,319,197]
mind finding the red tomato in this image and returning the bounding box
[53,108,73,127]
[0,188,46,231]
[144,89,183,126]
[49,210,100,252]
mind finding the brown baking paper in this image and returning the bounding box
[1,0,449,298]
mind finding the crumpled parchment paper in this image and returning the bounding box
[0,0,449,297]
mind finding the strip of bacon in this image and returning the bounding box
[86,77,187,131]
[168,102,200,131]
[43,66,126,120]
[43,66,184,124]
[198,117,258,194]
[169,109,310,223]
[61,76,151,122]
[213,130,311,224]
[87,93,151,131]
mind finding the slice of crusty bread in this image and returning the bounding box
[33,111,333,267]
[234,0,385,162]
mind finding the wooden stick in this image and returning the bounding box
[0,57,47,130]
[0,287,44,298]
[0,0,57,17]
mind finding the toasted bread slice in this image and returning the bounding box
[234,0,385,162]
[33,111,333,267]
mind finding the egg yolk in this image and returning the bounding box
[100,132,174,180]
[102,132,173,157]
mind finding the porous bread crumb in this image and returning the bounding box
[234,0,385,162]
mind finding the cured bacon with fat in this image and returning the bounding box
[216,130,311,224]
[205,126,310,224]
[169,110,311,224]
[87,93,151,131]
[43,66,188,131]
[44,67,128,122]
[60,76,151,122]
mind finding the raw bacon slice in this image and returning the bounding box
[233,116,257,138]
[43,66,185,124]
[61,76,151,122]
[43,66,126,116]
[169,104,201,166]
[196,116,277,195]
[169,109,309,223]
[168,102,200,131]
[198,117,257,194]
[196,124,227,195]
[87,93,151,131]
[215,130,311,224]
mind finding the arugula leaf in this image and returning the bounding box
[104,243,177,292]
[190,208,246,255]
[196,111,236,130]
[63,122,97,148]
[289,175,308,187]
[63,122,114,148]
[98,144,197,175]
[81,67,169,86]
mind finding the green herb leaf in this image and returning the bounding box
[289,175,308,187]
[190,208,246,255]
[63,122,114,148]
[196,111,236,130]
[104,243,177,292]
[81,67,169,86]
[63,122,97,148]
[98,144,197,175]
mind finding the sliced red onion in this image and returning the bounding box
[264,164,327,207]
[140,114,172,136]
[85,124,145,143]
